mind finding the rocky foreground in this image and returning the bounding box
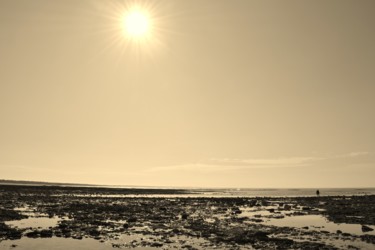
[0,185,374,249]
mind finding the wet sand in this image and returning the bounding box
[1,185,374,249]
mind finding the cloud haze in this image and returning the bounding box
[147,152,371,172]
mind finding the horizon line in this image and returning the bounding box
[1,179,374,190]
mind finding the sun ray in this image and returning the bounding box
[80,0,183,70]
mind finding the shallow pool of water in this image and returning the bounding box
[263,214,375,235]
[240,206,295,218]
[5,216,62,229]
[0,238,118,250]
[0,234,217,250]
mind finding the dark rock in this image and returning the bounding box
[61,228,71,234]
[284,205,292,210]
[181,213,188,220]
[360,234,375,244]
[254,231,269,240]
[248,200,257,207]
[362,225,374,232]
[54,230,62,237]
[0,209,28,221]
[336,230,342,234]
[25,230,40,238]
[7,229,22,240]
[347,245,360,250]
[293,211,306,216]
[128,217,137,223]
[150,242,163,247]
[261,201,270,206]
[269,238,294,248]
[182,245,198,250]
[89,229,100,236]
[40,230,53,238]
[58,222,69,229]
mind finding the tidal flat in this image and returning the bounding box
[0,185,374,249]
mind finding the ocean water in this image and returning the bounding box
[99,186,375,198]
[195,188,375,197]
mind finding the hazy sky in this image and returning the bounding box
[1,0,374,188]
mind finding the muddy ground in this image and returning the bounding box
[0,185,374,249]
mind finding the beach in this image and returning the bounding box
[1,185,375,249]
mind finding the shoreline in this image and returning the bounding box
[0,183,374,196]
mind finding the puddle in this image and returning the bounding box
[322,237,375,250]
[241,209,273,217]
[2,217,218,250]
[0,234,220,250]
[262,214,375,236]
[240,206,294,218]
[277,233,375,250]
[0,237,125,250]
[14,206,30,212]
[5,216,62,229]
[6,206,70,229]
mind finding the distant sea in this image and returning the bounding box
[108,186,375,197]
[190,188,375,197]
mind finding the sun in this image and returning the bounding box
[96,1,168,58]
[123,10,150,38]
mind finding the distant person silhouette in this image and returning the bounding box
[316,190,320,196]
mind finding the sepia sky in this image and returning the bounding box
[1,0,374,188]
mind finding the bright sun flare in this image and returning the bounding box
[123,10,150,37]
